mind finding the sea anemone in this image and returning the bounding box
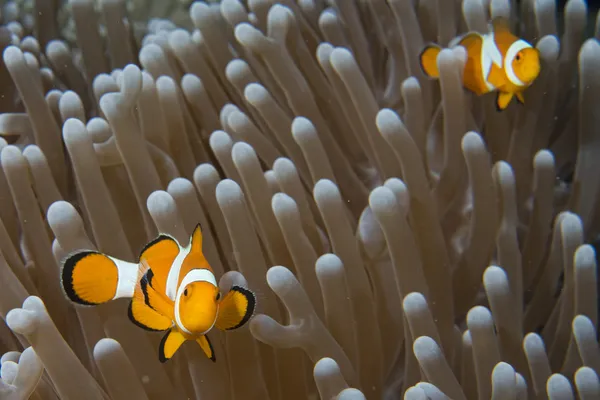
[0,0,599,399]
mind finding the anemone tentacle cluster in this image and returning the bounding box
[0,0,599,399]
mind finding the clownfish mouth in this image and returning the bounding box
[190,310,218,336]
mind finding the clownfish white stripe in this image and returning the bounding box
[504,39,532,87]
[165,244,192,301]
[481,33,503,91]
[179,269,218,293]
[110,257,140,300]
[174,268,218,335]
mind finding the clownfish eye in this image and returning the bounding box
[216,292,221,301]
[183,288,189,296]
[515,53,522,61]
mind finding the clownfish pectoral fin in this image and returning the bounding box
[196,335,216,362]
[140,272,175,321]
[128,297,172,332]
[419,45,442,78]
[496,91,514,111]
[515,92,525,104]
[61,250,139,306]
[158,328,187,363]
[487,60,506,88]
[215,286,256,331]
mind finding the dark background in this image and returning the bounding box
[558,0,600,11]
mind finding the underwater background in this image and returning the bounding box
[1,0,600,399]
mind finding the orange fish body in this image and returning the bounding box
[420,17,541,111]
[61,224,255,362]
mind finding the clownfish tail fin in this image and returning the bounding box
[61,250,139,306]
[419,44,442,78]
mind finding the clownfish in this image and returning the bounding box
[419,17,541,111]
[60,224,256,363]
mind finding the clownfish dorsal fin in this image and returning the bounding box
[139,233,180,263]
[490,16,517,53]
[196,335,216,362]
[490,16,512,35]
[458,32,482,53]
[138,234,180,293]
[177,224,211,283]
[215,286,256,331]
[158,328,187,363]
[189,224,203,254]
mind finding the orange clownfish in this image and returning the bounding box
[419,17,541,111]
[60,224,256,363]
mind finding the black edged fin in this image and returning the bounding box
[189,223,204,254]
[207,336,216,362]
[457,32,482,53]
[158,328,186,363]
[61,250,102,306]
[138,234,180,263]
[495,92,503,112]
[229,286,256,330]
[196,334,216,362]
[495,91,514,111]
[418,44,442,78]
[158,330,172,363]
[127,299,172,332]
[192,223,203,238]
[137,272,176,320]
[214,286,257,331]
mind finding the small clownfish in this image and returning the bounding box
[419,16,541,111]
[60,224,256,363]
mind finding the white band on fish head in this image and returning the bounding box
[504,39,532,87]
[174,268,217,335]
[165,244,190,301]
